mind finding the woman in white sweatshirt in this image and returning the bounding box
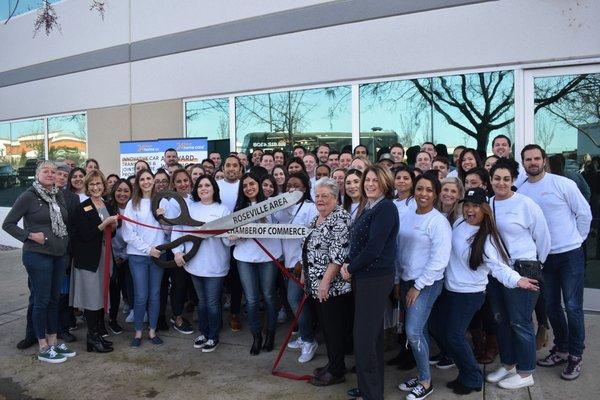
[173,174,231,353]
[122,169,166,347]
[231,172,282,355]
[441,187,539,396]
[486,158,551,390]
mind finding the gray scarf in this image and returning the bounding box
[32,181,68,238]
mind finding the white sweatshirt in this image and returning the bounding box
[274,200,319,268]
[491,192,551,263]
[446,219,521,293]
[233,213,283,263]
[394,197,416,222]
[217,180,239,213]
[395,208,452,289]
[518,173,592,254]
[123,198,167,256]
[172,202,231,277]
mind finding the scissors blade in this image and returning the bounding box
[198,190,303,233]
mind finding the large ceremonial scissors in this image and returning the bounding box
[150,190,303,268]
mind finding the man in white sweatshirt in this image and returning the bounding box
[492,135,528,188]
[518,144,591,381]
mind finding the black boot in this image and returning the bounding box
[95,310,113,346]
[250,332,262,355]
[87,333,113,353]
[263,331,275,352]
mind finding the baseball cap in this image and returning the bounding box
[460,187,488,204]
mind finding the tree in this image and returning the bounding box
[535,119,556,151]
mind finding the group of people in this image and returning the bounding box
[3,136,592,400]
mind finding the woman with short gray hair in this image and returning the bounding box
[3,160,75,363]
[303,177,352,386]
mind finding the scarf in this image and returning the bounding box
[32,181,69,238]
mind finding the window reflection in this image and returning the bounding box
[186,98,230,141]
[1,0,61,21]
[48,114,87,165]
[235,86,351,155]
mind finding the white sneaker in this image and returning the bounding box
[498,374,534,389]
[125,310,135,323]
[277,308,287,323]
[486,365,517,383]
[287,337,304,350]
[298,341,318,363]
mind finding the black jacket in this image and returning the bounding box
[72,198,118,272]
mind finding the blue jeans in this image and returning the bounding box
[286,274,314,342]
[237,261,278,334]
[191,275,224,341]
[400,279,443,382]
[488,277,538,374]
[441,290,486,388]
[129,255,164,332]
[22,251,68,340]
[543,247,586,356]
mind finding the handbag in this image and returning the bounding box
[492,198,543,281]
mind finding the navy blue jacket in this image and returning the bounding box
[347,198,399,279]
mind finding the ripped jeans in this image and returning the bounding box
[488,277,538,374]
[400,279,443,382]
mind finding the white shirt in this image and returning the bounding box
[491,192,551,263]
[395,208,452,289]
[172,202,231,277]
[122,198,167,256]
[518,173,592,254]
[274,200,318,268]
[217,180,239,213]
[447,169,458,178]
[446,219,521,293]
[393,197,416,222]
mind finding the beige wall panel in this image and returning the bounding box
[87,105,131,176]
[131,100,184,141]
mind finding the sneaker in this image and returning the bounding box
[287,337,304,350]
[38,346,67,364]
[54,342,76,358]
[429,353,442,365]
[108,320,123,335]
[407,383,433,400]
[486,365,516,383]
[298,341,318,363]
[125,310,135,323]
[561,355,582,380]
[149,336,163,346]
[193,335,208,349]
[172,318,193,334]
[537,348,568,367]
[277,308,287,323]
[98,326,109,338]
[435,356,455,369]
[130,337,142,348]
[229,314,241,332]
[202,339,219,353]
[16,337,36,350]
[398,377,420,392]
[498,373,534,389]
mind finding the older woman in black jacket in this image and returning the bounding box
[70,170,119,353]
[2,161,74,363]
[341,164,399,400]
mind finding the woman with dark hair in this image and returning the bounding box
[331,168,346,202]
[486,159,551,389]
[70,170,119,353]
[276,172,319,363]
[108,178,133,334]
[272,165,288,193]
[441,188,539,395]
[122,169,166,347]
[173,174,231,352]
[84,158,100,174]
[67,167,87,202]
[231,172,282,355]
[316,164,331,180]
[154,169,171,193]
[343,169,365,222]
[286,157,307,175]
[457,148,483,182]
[464,167,492,196]
[393,165,416,219]
[106,174,120,193]
[134,159,150,174]
[484,155,500,172]
[260,174,279,198]
[395,173,452,400]
[341,165,399,400]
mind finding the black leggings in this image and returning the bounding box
[109,260,133,321]
[84,309,104,335]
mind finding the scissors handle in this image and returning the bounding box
[152,235,203,268]
[151,191,205,227]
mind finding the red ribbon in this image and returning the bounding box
[102,227,112,314]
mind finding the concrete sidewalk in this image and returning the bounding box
[0,248,598,400]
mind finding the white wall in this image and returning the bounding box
[0,208,24,248]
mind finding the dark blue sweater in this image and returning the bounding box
[347,198,399,279]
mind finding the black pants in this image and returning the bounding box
[109,260,133,321]
[354,274,394,400]
[57,294,71,334]
[160,267,191,318]
[534,280,550,328]
[314,292,353,377]
[224,255,242,315]
[84,309,104,335]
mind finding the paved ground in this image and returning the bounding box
[0,248,598,400]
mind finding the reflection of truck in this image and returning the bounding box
[18,159,41,187]
[0,164,18,189]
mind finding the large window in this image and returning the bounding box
[0,113,87,207]
[235,86,352,155]
[1,0,62,21]
[360,71,515,161]
[185,98,230,141]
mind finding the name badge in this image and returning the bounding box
[83,205,93,212]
